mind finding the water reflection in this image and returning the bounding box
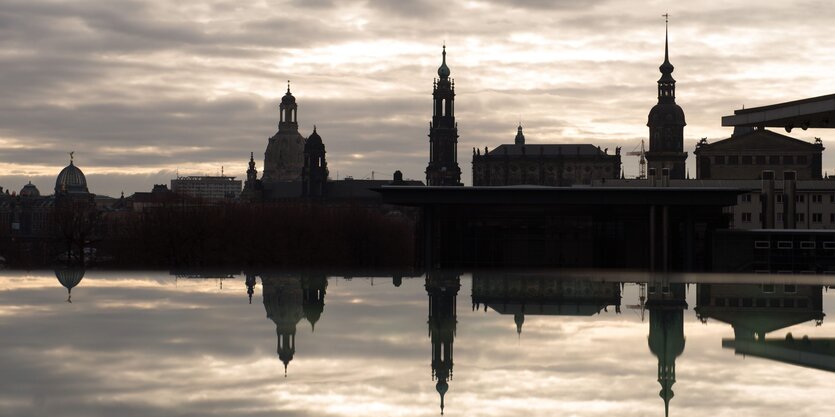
[695,283,832,371]
[646,282,686,417]
[11,270,835,416]
[426,272,459,415]
[55,268,84,303]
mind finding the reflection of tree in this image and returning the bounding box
[426,272,459,415]
[54,198,99,265]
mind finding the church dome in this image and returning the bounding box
[55,159,89,195]
[281,82,296,105]
[647,102,686,127]
[20,182,40,198]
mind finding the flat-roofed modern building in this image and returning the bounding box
[171,176,241,200]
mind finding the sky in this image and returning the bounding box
[2,0,835,196]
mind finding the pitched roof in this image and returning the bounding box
[486,144,609,157]
[696,129,821,153]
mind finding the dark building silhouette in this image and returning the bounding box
[646,281,687,417]
[695,283,831,371]
[301,274,327,331]
[471,273,621,335]
[241,153,264,201]
[471,125,622,186]
[302,127,328,198]
[646,21,687,179]
[261,275,304,376]
[263,82,306,182]
[426,272,460,414]
[425,46,462,186]
[694,128,824,179]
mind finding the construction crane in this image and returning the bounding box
[627,140,647,179]
[625,283,647,322]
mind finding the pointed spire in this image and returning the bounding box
[659,14,675,76]
[437,44,451,79]
[287,80,291,94]
[250,151,254,161]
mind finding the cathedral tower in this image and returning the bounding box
[425,46,462,186]
[646,18,687,179]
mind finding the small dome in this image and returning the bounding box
[20,182,40,198]
[437,45,450,78]
[55,160,89,195]
[305,126,324,151]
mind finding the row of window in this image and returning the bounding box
[712,155,809,165]
[739,193,835,204]
[754,240,835,250]
[740,212,834,223]
[711,296,808,308]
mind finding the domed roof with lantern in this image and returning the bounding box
[20,182,40,198]
[55,152,89,195]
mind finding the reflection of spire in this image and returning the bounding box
[262,275,304,376]
[302,274,327,332]
[245,272,256,304]
[514,312,525,337]
[426,272,460,415]
[646,282,686,417]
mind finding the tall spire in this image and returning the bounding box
[437,44,450,79]
[287,80,291,94]
[659,14,675,79]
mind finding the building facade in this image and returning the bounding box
[425,46,462,186]
[472,125,622,186]
[171,176,241,200]
[694,127,824,180]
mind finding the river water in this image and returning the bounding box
[0,270,833,417]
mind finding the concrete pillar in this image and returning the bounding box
[649,205,656,271]
[662,205,669,272]
[761,170,775,229]
[784,171,797,229]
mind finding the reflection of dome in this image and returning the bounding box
[55,160,89,195]
[55,268,85,303]
[20,182,40,198]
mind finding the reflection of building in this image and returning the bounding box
[471,274,621,335]
[55,268,85,303]
[262,275,304,375]
[695,283,832,371]
[261,274,327,375]
[472,126,622,186]
[425,46,462,186]
[646,282,687,417]
[426,272,460,414]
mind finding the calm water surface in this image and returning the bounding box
[0,270,833,417]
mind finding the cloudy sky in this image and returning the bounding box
[2,0,835,196]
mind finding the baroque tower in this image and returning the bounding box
[646,18,687,179]
[302,126,328,198]
[425,45,462,186]
[263,82,306,182]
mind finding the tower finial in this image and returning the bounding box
[69,151,74,164]
[287,80,291,93]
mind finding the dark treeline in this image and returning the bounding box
[3,202,417,268]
